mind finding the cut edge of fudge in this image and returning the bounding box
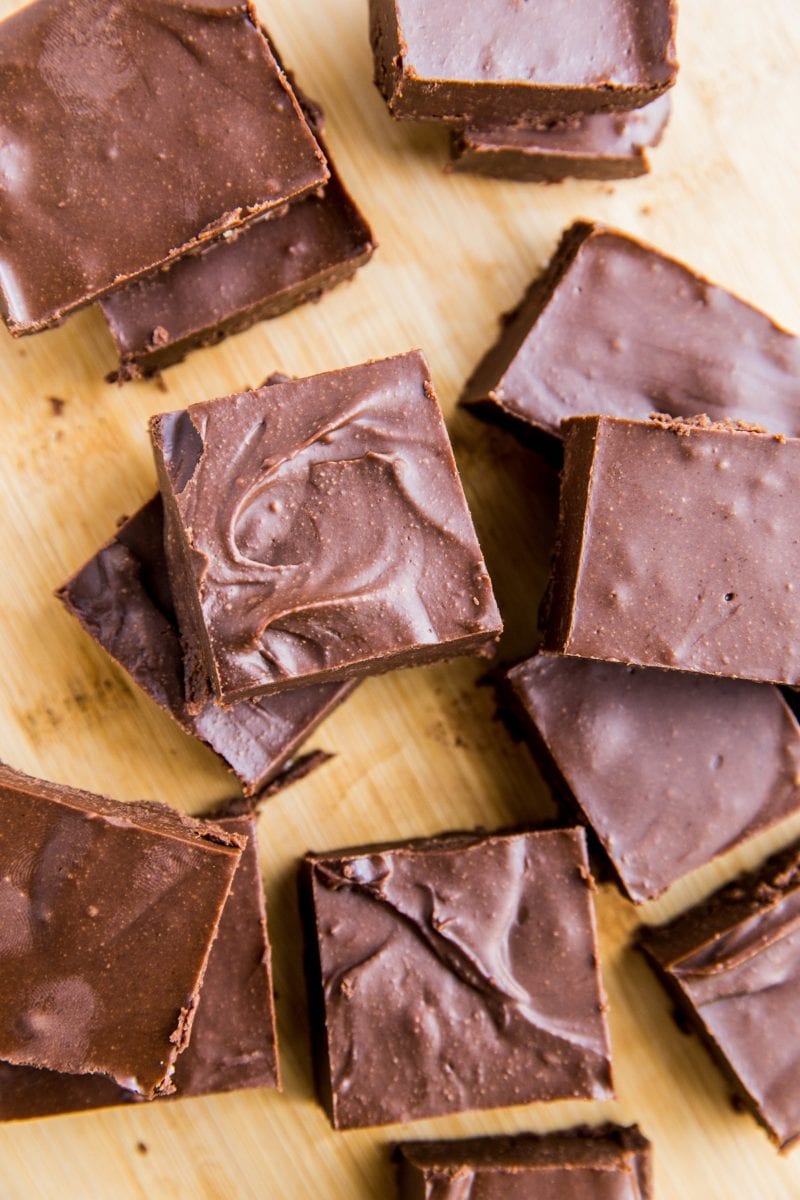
[639,840,800,1150]
[448,95,671,182]
[395,1123,652,1198]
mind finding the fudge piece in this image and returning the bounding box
[150,351,502,706]
[369,0,677,125]
[57,495,355,796]
[396,1124,652,1199]
[506,653,800,903]
[640,840,800,1150]
[0,0,328,334]
[0,761,243,1098]
[540,415,800,686]
[300,827,612,1129]
[461,222,800,444]
[101,126,374,379]
[449,95,670,182]
[0,808,278,1118]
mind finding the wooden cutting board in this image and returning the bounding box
[2,0,800,1196]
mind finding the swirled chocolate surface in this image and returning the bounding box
[301,828,612,1129]
[151,351,501,705]
[0,0,327,333]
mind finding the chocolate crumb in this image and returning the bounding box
[136,1141,148,1155]
[48,396,66,416]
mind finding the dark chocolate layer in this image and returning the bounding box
[449,96,670,182]
[369,0,677,124]
[396,1124,652,1199]
[541,415,800,686]
[301,828,612,1129]
[507,653,800,903]
[0,0,327,333]
[0,761,242,1098]
[462,222,800,443]
[640,841,800,1150]
[150,351,502,706]
[0,810,279,1118]
[57,495,355,795]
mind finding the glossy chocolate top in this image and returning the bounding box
[0,810,278,1117]
[0,0,327,333]
[641,842,800,1149]
[0,761,242,1097]
[370,0,676,122]
[462,223,800,441]
[394,0,674,88]
[302,828,612,1129]
[507,654,800,903]
[541,415,800,685]
[57,495,355,794]
[150,352,501,705]
[397,1125,651,1200]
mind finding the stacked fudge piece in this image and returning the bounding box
[0,0,374,378]
[0,760,278,1116]
[461,220,800,1149]
[59,350,501,794]
[368,0,678,181]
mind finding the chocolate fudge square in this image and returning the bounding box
[640,841,800,1150]
[0,808,279,1118]
[100,102,374,379]
[300,828,613,1130]
[0,0,328,334]
[150,352,502,706]
[369,0,677,125]
[0,761,243,1098]
[449,95,671,182]
[541,415,800,685]
[57,495,355,796]
[462,222,800,445]
[507,654,800,903]
[396,1124,652,1199]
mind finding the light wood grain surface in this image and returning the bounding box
[2,1,800,1196]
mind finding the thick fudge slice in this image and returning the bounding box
[396,1124,652,1199]
[507,654,800,903]
[369,0,677,125]
[0,761,243,1098]
[57,496,355,795]
[449,96,670,182]
[541,415,800,686]
[101,113,374,378]
[0,0,328,334]
[640,841,800,1150]
[0,809,278,1118]
[461,222,800,444]
[150,351,502,706]
[300,828,612,1129]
